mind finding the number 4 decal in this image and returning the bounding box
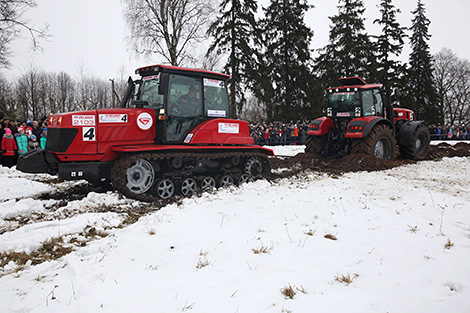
[83,127,96,141]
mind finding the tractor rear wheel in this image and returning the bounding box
[399,124,430,160]
[305,135,327,154]
[351,124,396,160]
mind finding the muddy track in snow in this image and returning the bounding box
[2,142,469,274]
[267,142,470,180]
[28,142,470,205]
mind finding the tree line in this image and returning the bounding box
[1,0,469,127]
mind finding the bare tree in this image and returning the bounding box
[0,0,48,68]
[433,48,470,126]
[122,0,214,66]
[0,73,15,118]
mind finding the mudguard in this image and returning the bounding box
[308,117,334,136]
[346,117,394,138]
[396,120,424,146]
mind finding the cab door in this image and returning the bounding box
[166,74,203,142]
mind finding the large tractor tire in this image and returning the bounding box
[305,134,327,154]
[399,124,430,160]
[351,124,396,160]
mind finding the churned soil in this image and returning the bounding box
[268,142,470,179]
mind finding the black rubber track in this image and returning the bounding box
[110,151,270,202]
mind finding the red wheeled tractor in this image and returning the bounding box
[306,77,430,160]
[17,65,273,200]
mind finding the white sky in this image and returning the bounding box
[2,0,469,81]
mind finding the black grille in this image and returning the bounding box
[45,128,79,153]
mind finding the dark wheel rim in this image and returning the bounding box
[181,178,197,196]
[126,159,155,194]
[416,133,427,155]
[201,176,216,191]
[219,175,234,188]
[154,179,175,199]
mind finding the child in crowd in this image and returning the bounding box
[1,128,18,168]
[15,127,29,155]
[28,135,40,151]
[40,128,47,149]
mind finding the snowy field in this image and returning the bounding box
[1,145,469,313]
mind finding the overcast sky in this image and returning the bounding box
[2,0,469,81]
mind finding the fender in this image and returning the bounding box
[307,117,334,136]
[396,120,424,146]
[346,117,394,138]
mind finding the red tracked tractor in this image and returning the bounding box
[17,65,273,200]
[306,77,430,160]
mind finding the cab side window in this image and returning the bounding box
[373,89,383,116]
[203,78,229,118]
[362,90,375,116]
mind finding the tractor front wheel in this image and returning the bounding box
[305,135,327,154]
[351,124,396,160]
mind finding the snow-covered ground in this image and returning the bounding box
[1,146,469,313]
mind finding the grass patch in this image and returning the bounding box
[252,245,272,254]
[324,233,337,240]
[196,257,210,269]
[444,239,454,249]
[1,237,73,269]
[335,272,359,286]
[280,284,296,299]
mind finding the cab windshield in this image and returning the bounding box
[328,91,360,112]
[139,75,164,110]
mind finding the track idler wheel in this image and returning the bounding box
[217,175,234,188]
[238,173,251,185]
[126,159,155,194]
[200,176,216,191]
[181,178,197,196]
[153,179,175,199]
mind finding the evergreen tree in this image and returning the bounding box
[262,0,313,122]
[314,0,375,87]
[373,0,407,89]
[207,0,261,117]
[405,0,439,123]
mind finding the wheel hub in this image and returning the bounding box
[126,159,155,194]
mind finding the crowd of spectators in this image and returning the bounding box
[248,121,470,146]
[249,120,311,145]
[428,125,470,140]
[1,116,48,168]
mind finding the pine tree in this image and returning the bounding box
[262,0,313,122]
[207,0,261,117]
[373,0,407,89]
[405,0,439,124]
[314,0,375,87]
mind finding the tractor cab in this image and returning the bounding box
[325,77,386,120]
[123,64,231,144]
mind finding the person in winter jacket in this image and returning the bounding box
[28,135,40,151]
[15,127,29,155]
[40,129,47,149]
[2,128,18,168]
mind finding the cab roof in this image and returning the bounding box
[136,64,231,81]
[326,77,382,91]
